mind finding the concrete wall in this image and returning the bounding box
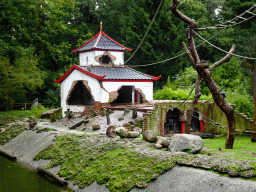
[102,81,153,103]
[79,51,124,66]
[61,69,101,116]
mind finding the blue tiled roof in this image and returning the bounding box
[79,66,153,80]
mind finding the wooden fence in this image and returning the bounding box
[10,103,49,110]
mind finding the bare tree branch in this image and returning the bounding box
[209,44,236,71]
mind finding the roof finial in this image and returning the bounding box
[100,21,102,31]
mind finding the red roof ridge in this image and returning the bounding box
[71,30,132,53]
[54,64,106,83]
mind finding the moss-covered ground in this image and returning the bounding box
[34,134,177,192]
[201,135,256,161]
[0,124,26,145]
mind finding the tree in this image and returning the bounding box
[171,0,237,149]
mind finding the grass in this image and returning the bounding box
[0,105,50,121]
[0,124,27,145]
[201,135,256,161]
[34,134,177,192]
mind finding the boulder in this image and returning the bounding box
[106,126,116,137]
[133,127,142,134]
[118,116,124,121]
[122,123,132,131]
[116,127,127,138]
[142,130,158,142]
[92,124,100,130]
[127,131,140,138]
[168,134,204,154]
[156,136,169,148]
[29,119,37,129]
[154,143,162,149]
[69,119,84,129]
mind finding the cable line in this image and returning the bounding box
[193,30,256,60]
[127,27,227,67]
[124,0,163,65]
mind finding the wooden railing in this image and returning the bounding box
[10,103,49,110]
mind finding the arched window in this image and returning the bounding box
[100,55,111,64]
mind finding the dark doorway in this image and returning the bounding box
[112,86,133,104]
[191,109,200,132]
[164,108,181,134]
[100,55,111,64]
[67,81,94,105]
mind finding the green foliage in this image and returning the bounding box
[34,134,176,192]
[226,90,254,118]
[154,87,211,101]
[0,124,26,145]
[0,105,50,120]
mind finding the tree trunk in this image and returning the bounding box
[171,0,235,148]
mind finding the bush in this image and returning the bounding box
[154,87,211,101]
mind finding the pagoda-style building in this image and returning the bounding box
[55,23,160,116]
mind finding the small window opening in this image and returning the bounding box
[100,55,111,64]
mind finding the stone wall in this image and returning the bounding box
[143,101,253,136]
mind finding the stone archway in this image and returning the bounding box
[109,86,146,104]
[66,80,95,106]
[164,108,182,134]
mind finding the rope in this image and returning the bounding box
[127,27,227,67]
[193,30,256,60]
[124,0,163,65]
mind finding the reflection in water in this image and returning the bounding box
[0,155,71,192]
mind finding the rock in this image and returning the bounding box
[124,109,130,116]
[154,143,162,149]
[133,127,142,134]
[106,126,116,137]
[123,123,132,131]
[116,127,127,138]
[132,108,137,118]
[69,119,84,129]
[118,116,124,121]
[73,114,82,118]
[142,130,158,142]
[156,136,169,148]
[92,124,100,130]
[200,133,214,139]
[127,131,140,138]
[22,118,30,122]
[29,119,37,129]
[168,134,204,154]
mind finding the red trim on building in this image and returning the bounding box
[54,64,106,83]
[71,30,132,53]
[102,79,154,82]
[93,32,102,48]
[75,49,125,53]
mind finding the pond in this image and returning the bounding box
[0,155,72,192]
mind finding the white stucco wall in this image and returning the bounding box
[79,51,124,66]
[61,69,101,116]
[101,81,153,103]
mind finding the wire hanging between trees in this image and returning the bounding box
[193,30,256,60]
[124,0,164,65]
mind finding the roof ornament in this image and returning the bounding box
[100,21,102,31]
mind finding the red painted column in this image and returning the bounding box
[181,121,185,133]
[200,120,204,132]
